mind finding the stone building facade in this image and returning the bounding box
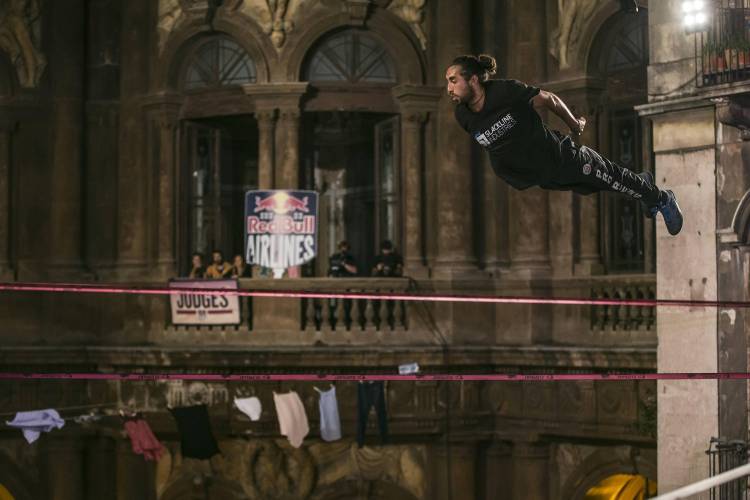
[0,1,689,498]
[637,0,750,495]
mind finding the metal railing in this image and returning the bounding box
[655,438,749,499]
[697,0,750,87]
[708,438,750,499]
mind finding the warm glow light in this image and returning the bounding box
[682,0,708,31]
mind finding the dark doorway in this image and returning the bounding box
[180,115,258,275]
[301,111,400,276]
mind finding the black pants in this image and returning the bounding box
[357,381,388,447]
[543,136,662,207]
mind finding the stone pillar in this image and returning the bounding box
[45,438,85,500]
[48,0,86,278]
[545,79,606,276]
[433,0,476,276]
[430,443,477,500]
[400,111,428,276]
[0,117,15,280]
[393,85,442,278]
[146,101,181,280]
[511,441,549,500]
[86,436,116,500]
[242,82,308,190]
[117,0,152,278]
[484,441,513,499]
[277,109,301,189]
[506,0,550,277]
[508,189,550,276]
[116,438,155,500]
[255,110,276,189]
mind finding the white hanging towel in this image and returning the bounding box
[273,391,309,448]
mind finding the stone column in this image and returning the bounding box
[400,111,428,276]
[86,436,116,500]
[511,441,549,500]
[48,0,86,278]
[484,441,513,499]
[430,443,478,500]
[506,0,550,278]
[433,0,476,276]
[393,85,442,278]
[255,110,276,189]
[277,109,301,189]
[0,117,15,280]
[117,0,153,279]
[45,438,85,500]
[116,438,154,500]
[508,190,550,276]
[146,102,181,280]
[242,83,308,190]
[544,79,606,276]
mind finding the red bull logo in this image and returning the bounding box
[254,192,309,215]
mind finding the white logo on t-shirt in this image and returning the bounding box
[474,113,517,148]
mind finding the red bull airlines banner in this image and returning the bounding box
[245,190,318,277]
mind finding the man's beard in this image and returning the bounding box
[452,86,475,105]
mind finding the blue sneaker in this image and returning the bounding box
[656,190,683,235]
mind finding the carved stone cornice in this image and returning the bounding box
[242,82,309,112]
[141,93,183,128]
[392,84,443,113]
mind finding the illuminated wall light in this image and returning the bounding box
[682,0,708,31]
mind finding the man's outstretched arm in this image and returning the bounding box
[531,90,586,136]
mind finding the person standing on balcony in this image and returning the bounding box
[371,240,403,330]
[327,240,358,329]
[205,249,232,278]
[371,240,403,278]
[188,252,205,279]
[446,54,683,235]
[327,241,358,278]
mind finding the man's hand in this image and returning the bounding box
[573,117,586,136]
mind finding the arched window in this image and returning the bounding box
[304,30,396,83]
[592,12,651,274]
[182,36,256,91]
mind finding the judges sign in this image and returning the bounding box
[169,279,240,325]
[245,190,318,278]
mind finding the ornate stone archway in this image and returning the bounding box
[282,8,426,85]
[560,446,656,500]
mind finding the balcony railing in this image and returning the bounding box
[0,276,657,347]
[697,1,750,87]
[707,438,749,500]
[590,279,656,331]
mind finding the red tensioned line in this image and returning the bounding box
[0,372,748,381]
[1,281,749,309]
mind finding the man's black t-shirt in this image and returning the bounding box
[328,251,357,277]
[454,79,563,189]
[372,253,403,277]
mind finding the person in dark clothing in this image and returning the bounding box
[371,240,403,278]
[328,240,358,277]
[371,240,403,329]
[327,240,358,328]
[446,54,683,235]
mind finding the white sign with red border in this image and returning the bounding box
[169,279,240,325]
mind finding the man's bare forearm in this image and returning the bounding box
[547,93,581,133]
